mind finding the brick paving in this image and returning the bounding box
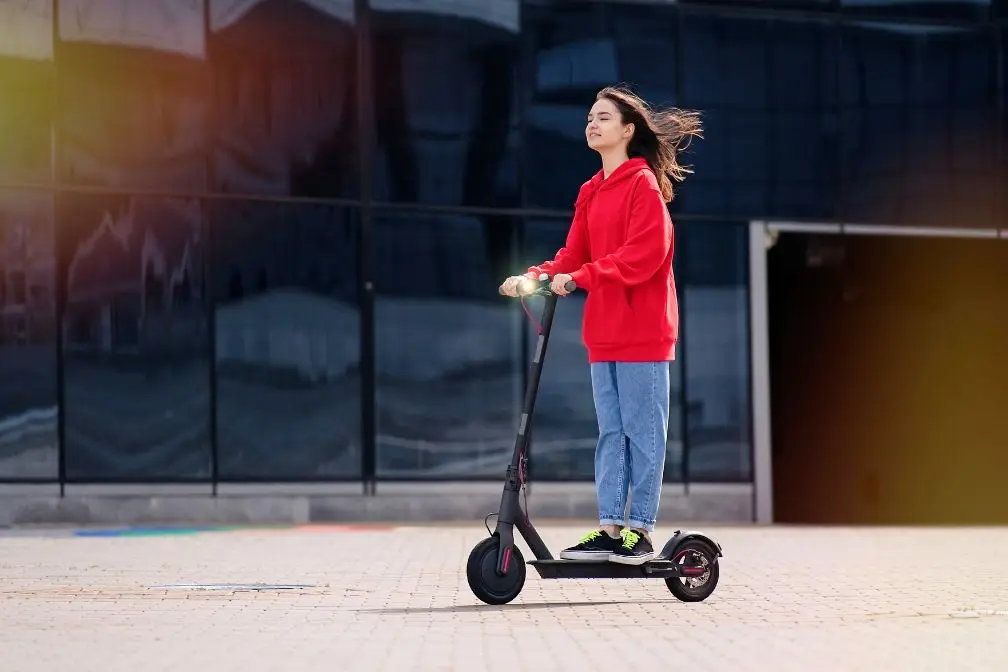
[1,523,1007,671]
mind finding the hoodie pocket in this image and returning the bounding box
[583,283,635,346]
[626,277,676,344]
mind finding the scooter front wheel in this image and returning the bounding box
[466,536,526,605]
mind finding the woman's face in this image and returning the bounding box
[586,98,632,152]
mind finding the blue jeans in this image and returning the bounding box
[590,361,670,533]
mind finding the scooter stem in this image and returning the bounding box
[495,292,560,574]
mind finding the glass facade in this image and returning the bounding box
[0,0,1003,486]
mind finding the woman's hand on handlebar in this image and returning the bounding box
[499,275,532,297]
[499,273,575,297]
[550,274,575,296]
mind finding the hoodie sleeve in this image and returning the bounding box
[526,183,592,278]
[568,172,671,291]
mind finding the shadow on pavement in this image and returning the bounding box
[355,599,664,615]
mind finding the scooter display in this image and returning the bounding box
[466,274,723,606]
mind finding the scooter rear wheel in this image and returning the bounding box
[665,539,720,602]
[466,536,526,605]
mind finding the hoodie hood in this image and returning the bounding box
[578,157,652,205]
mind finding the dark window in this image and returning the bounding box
[679,221,752,482]
[56,1,207,191]
[60,193,211,480]
[838,22,999,226]
[521,218,685,481]
[209,0,359,198]
[373,210,522,478]
[0,8,55,185]
[211,200,361,479]
[522,0,679,210]
[679,13,840,219]
[0,188,58,480]
[367,2,520,207]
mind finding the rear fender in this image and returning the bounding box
[658,529,723,560]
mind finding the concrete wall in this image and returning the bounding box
[0,482,752,527]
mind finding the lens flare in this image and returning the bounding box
[517,276,537,296]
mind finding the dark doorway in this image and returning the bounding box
[767,230,1008,524]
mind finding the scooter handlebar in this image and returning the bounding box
[500,274,577,297]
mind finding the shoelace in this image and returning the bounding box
[578,530,602,544]
[619,529,640,549]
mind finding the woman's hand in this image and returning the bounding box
[550,274,575,296]
[498,276,525,297]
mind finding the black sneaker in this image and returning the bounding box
[609,529,655,565]
[559,529,622,561]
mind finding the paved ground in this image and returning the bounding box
[1,523,1007,671]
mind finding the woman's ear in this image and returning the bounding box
[623,122,634,139]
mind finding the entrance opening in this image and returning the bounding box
[766,229,1008,524]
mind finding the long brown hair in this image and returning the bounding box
[596,85,703,203]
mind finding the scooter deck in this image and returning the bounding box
[529,559,700,580]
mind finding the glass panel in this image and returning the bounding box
[208,0,359,198]
[0,188,58,479]
[680,221,751,483]
[680,14,840,219]
[522,0,679,210]
[56,0,208,191]
[367,1,519,206]
[374,210,522,478]
[0,0,54,185]
[60,194,211,480]
[521,218,684,481]
[839,22,999,226]
[211,200,361,479]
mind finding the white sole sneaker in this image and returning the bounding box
[559,550,612,561]
[608,551,655,566]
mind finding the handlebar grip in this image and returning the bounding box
[564,280,576,293]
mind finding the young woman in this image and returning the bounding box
[499,86,702,565]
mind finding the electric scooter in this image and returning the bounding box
[466,274,723,606]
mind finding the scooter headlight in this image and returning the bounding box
[517,276,537,296]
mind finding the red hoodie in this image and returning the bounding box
[527,157,677,363]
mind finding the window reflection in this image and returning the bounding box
[0,0,53,62]
[679,14,839,219]
[60,194,211,480]
[838,0,991,23]
[374,210,522,478]
[521,218,684,481]
[209,0,358,198]
[523,0,678,210]
[56,0,207,190]
[680,221,751,482]
[211,200,361,479]
[368,0,520,207]
[838,22,999,225]
[0,0,54,184]
[0,189,58,479]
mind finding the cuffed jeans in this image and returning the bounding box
[590,361,670,533]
